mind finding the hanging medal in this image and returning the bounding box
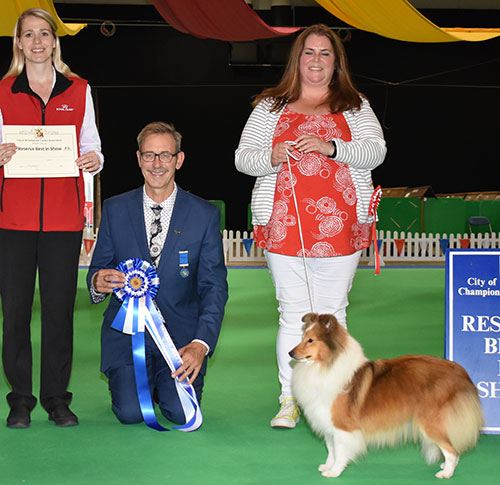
[179,250,189,277]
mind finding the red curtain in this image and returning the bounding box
[152,0,300,41]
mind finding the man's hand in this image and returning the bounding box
[93,269,126,293]
[172,342,207,385]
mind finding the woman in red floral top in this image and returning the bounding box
[255,107,371,256]
[236,24,386,429]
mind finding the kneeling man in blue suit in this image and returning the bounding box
[87,121,228,425]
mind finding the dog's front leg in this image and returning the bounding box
[321,429,365,478]
[318,434,335,473]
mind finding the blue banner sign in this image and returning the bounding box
[445,249,500,434]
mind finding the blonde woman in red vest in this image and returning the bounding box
[0,8,103,428]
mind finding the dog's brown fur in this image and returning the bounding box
[290,313,483,479]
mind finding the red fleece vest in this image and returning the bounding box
[0,75,87,231]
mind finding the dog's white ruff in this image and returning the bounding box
[292,335,369,475]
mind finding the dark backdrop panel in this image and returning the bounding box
[376,84,499,195]
[94,85,260,230]
[0,4,498,230]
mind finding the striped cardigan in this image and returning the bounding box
[235,97,386,226]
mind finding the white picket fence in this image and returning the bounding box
[79,229,500,267]
[222,230,500,266]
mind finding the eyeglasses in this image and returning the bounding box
[140,151,179,163]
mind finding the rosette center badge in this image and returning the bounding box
[114,259,160,302]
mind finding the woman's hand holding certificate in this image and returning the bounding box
[0,142,17,167]
[75,150,101,173]
[2,125,78,178]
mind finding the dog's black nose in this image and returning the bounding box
[289,350,295,358]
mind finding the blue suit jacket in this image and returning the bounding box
[87,186,228,375]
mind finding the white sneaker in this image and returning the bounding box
[270,397,300,428]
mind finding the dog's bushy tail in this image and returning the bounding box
[446,388,483,454]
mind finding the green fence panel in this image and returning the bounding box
[377,197,422,233]
[464,200,482,233]
[209,200,226,231]
[467,200,500,233]
[248,203,253,231]
[240,198,498,235]
[423,198,466,234]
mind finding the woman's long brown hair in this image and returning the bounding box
[253,24,364,114]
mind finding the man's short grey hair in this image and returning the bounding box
[137,121,182,152]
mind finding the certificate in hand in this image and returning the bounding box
[2,125,79,178]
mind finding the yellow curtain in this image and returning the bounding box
[315,0,500,42]
[0,0,85,37]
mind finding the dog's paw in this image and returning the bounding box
[321,467,344,478]
[319,456,335,472]
[436,455,458,478]
[435,469,453,479]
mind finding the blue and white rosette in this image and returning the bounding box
[111,258,202,432]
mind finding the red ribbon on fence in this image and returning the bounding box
[84,238,95,255]
[460,238,470,249]
[369,186,383,275]
[394,239,406,256]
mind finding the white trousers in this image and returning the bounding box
[265,250,361,402]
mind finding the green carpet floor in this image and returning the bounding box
[0,267,498,484]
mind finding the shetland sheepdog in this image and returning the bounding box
[290,313,483,479]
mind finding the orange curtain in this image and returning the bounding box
[314,0,500,42]
[0,0,85,37]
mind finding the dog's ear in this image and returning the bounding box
[318,314,337,329]
[302,313,317,324]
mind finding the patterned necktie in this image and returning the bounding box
[149,205,163,268]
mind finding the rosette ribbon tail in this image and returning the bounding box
[145,299,203,431]
[369,186,383,275]
[111,258,203,432]
[372,224,381,275]
[132,329,167,431]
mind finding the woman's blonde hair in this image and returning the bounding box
[3,8,79,79]
[253,24,363,113]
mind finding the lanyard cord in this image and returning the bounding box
[285,143,315,313]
